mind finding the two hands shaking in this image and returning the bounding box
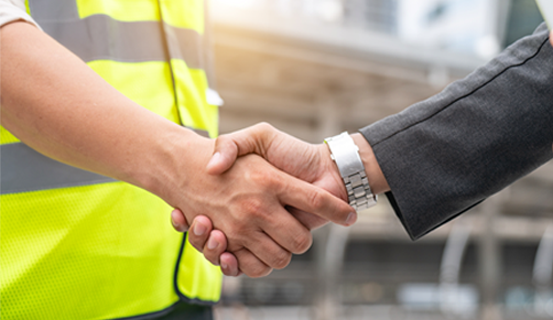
[169,123,390,278]
[169,30,553,278]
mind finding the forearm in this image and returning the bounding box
[360,23,553,240]
[0,21,201,204]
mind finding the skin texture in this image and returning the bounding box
[173,123,390,276]
[1,22,355,278]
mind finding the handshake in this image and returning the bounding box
[167,123,389,278]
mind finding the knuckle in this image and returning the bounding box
[216,134,230,146]
[308,189,327,211]
[242,197,264,216]
[256,122,272,132]
[249,166,268,182]
[227,222,248,245]
[245,163,280,191]
[258,170,280,191]
[248,265,272,278]
[291,232,313,254]
[272,251,292,270]
[235,224,250,239]
[255,122,277,141]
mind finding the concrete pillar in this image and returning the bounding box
[316,91,341,141]
[478,192,504,320]
[312,224,350,320]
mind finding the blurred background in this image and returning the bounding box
[208,0,553,319]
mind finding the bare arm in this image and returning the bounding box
[1,21,355,277]
[1,21,187,195]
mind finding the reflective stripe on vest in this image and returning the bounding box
[1,127,208,195]
[1,1,222,319]
[0,143,117,195]
[28,0,220,136]
[40,15,204,68]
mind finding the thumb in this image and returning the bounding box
[206,123,276,175]
[206,135,239,175]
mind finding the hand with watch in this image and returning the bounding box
[325,131,378,211]
[170,123,389,276]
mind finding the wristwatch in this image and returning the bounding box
[324,132,377,211]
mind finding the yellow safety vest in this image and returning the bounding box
[0,1,222,319]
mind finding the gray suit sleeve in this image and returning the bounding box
[359,23,553,240]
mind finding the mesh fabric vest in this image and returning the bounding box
[0,1,222,319]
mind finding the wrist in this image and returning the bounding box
[350,133,390,194]
[135,126,214,206]
[316,143,349,202]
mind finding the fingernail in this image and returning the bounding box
[207,237,219,250]
[221,261,228,269]
[346,212,357,226]
[207,152,221,169]
[194,222,207,236]
[171,216,186,232]
[171,216,177,228]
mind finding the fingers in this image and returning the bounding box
[259,206,314,254]
[188,216,234,268]
[278,174,357,227]
[242,230,293,270]
[188,220,281,276]
[206,122,276,175]
[188,215,213,250]
[171,209,189,232]
[234,248,273,278]
[220,252,240,277]
[188,217,235,271]
[186,215,283,276]
[289,207,329,231]
[203,230,227,266]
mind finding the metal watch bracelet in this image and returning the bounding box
[324,132,377,211]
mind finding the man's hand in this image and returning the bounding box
[165,136,356,278]
[179,28,553,276]
[171,212,242,276]
[206,123,349,229]
[172,123,390,276]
